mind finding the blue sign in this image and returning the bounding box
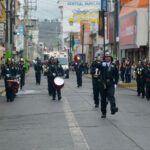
[101,0,107,11]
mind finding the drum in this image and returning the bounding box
[54,77,64,90]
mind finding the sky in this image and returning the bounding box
[19,0,60,21]
[36,0,60,21]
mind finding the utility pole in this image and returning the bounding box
[6,0,11,51]
[81,24,85,62]
[24,0,29,58]
[113,0,117,59]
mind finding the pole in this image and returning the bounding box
[82,24,85,62]
[24,0,28,58]
[69,33,72,63]
[6,0,11,51]
[103,11,105,58]
[113,0,117,58]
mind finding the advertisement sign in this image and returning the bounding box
[120,13,137,46]
[101,0,107,11]
[108,12,114,43]
[98,11,104,37]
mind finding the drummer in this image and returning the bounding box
[48,58,64,100]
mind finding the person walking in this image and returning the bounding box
[98,52,119,118]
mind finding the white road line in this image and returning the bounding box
[63,97,90,150]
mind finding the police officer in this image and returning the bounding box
[98,52,119,118]
[48,58,64,100]
[74,56,83,88]
[4,58,15,102]
[135,60,145,98]
[144,62,150,100]
[34,58,43,85]
[18,58,26,89]
[47,57,54,96]
[90,56,102,108]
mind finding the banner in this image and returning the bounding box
[101,0,107,11]
[0,0,6,22]
[98,11,104,37]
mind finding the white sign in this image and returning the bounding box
[0,23,4,39]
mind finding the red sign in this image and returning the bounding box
[120,13,137,46]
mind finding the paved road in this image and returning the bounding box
[0,69,150,150]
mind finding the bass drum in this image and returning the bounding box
[54,77,64,90]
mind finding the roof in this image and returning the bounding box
[120,0,148,17]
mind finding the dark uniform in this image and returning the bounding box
[144,63,150,100]
[48,59,64,100]
[4,59,18,102]
[74,62,83,87]
[90,59,102,108]
[98,54,119,118]
[34,59,43,85]
[18,59,26,89]
[135,61,145,98]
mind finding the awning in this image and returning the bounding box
[120,0,148,17]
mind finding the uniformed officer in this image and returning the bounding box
[47,57,54,96]
[18,58,26,89]
[98,52,119,118]
[74,56,83,88]
[135,60,145,98]
[90,56,102,108]
[48,58,64,100]
[144,62,150,100]
[34,58,43,85]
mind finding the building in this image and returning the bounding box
[119,0,148,63]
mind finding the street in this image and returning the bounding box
[0,69,150,150]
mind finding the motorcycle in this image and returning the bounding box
[6,74,20,102]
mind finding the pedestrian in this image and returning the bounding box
[135,60,145,98]
[74,56,83,88]
[90,56,102,108]
[18,58,26,90]
[120,62,126,82]
[48,58,64,100]
[144,62,150,100]
[34,58,43,85]
[98,52,119,118]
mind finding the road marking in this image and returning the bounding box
[63,97,90,150]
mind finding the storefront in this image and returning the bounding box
[119,0,148,63]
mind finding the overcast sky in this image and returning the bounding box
[20,0,60,21]
[37,0,60,21]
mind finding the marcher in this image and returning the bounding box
[135,60,145,98]
[90,56,102,108]
[74,56,83,88]
[34,58,43,85]
[144,62,150,100]
[48,58,64,100]
[18,58,26,89]
[98,52,119,118]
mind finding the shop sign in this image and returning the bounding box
[120,13,137,46]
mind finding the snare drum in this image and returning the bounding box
[54,77,64,89]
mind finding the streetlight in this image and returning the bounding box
[81,24,85,63]
[68,18,74,63]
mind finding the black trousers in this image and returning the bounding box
[146,81,150,99]
[35,72,41,84]
[136,78,145,96]
[47,76,53,95]
[76,74,82,87]
[100,84,117,114]
[52,86,61,99]
[92,78,101,106]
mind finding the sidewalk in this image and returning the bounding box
[84,74,137,91]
